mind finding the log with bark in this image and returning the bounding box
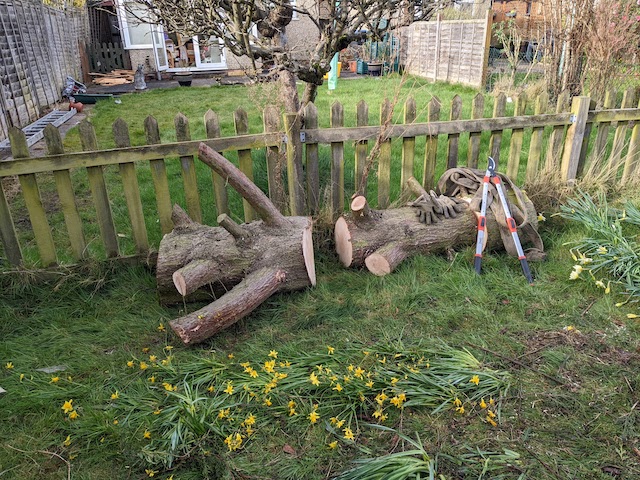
[335,176,540,276]
[156,144,315,345]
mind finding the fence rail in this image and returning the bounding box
[1,89,639,269]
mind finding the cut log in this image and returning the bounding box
[336,195,507,276]
[157,143,316,345]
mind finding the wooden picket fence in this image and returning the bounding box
[0,88,639,269]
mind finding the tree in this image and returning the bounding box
[134,0,454,112]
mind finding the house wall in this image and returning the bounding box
[0,0,89,142]
[491,0,545,42]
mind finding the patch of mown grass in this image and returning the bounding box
[2,206,640,478]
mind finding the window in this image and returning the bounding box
[116,0,153,49]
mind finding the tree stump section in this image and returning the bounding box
[156,144,315,345]
[335,173,541,276]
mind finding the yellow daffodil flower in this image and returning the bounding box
[343,427,354,441]
[157,323,166,332]
[69,410,79,420]
[308,411,320,424]
[51,376,60,383]
[139,362,148,370]
[328,441,338,449]
[224,382,234,395]
[597,246,608,255]
[333,383,343,392]
[5,362,14,370]
[309,372,320,386]
[264,397,272,407]
[480,398,487,409]
[63,435,71,447]
[455,405,465,414]
[145,469,157,477]
[569,270,580,280]
[149,355,157,362]
[153,408,162,415]
[469,375,480,385]
[61,399,74,414]
[227,353,234,359]
[487,416,497,427]
[327,346,335,355]
[263,360,276,373]
[113,419,119,425]
[126,361,135,368]
[268,350,278,358]
[143,430,151,439]
[148,375,156,383]
[627,313,639,319]
[111,391,119,400]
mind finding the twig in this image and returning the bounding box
[5,445,71,480]
[465,342,567,386]
[581,298,598,317]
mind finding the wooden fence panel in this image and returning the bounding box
[304,103,320,214]
[331,101,345,215]
[283,113,305,216]
[591,89,617,163]
[144,115,174,235]
[622,96,640,185]
[0,179,22,265]
[112,118,148,253]
[545,90,571,171]
[488,93,506,167]
[175,113,203,223]
[446,95,462,168]
[204,110,230,218]
[467,93,484,169]
[44,124,86,260]
[355,100,369,193]
[79,120,119,258]
[234,108,257,222]
[423,96,441,189]
[262,106,286,214]
[401,97,416,189]
[608,88,637,175]
[526,92,548,182]
[506,94,527,180]
[378,99,392,208]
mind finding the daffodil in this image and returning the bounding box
[5,362,14,370]
[569,270,580,280]
[227,353,234,359]
[264,397,272,407]
[469,375,480,385]
[143,430,151,439]
[63,435,71,447]
[50,376,60,383]
[480,398,487,409]
[309,372,320,386]
[327,346,335,355]
[127,360,135,368]
[390,393,406,408]
[224,382,234,395]
[153,408,162,415]
[69,410,79,420]
[157,323,166,332]
[333,383,343,392]
[113,419,119,425]
[111,391,119,400]
[244,414,256,426]
[142,347,150,353]
[597,246,608,255]
[453,397,462,407]
[149,355,157,362]
[308,411,320,424]
[343,427,354,441]
[455,405,465,414]
[595,280,606,289]
[223,432,243,451]
[139,361,148,370]
[627,313,640,319]
[375,392,388,405]
[19,373,24,382]
[328,441,338,449]
[263,360,276,374]
[268,350,278,358]
[537,213,546,222]
[354,366,365,379]
[145,469,157,477]
[365,380,374,388]
[148,375,156,383]
[61,399,74,414]
[486,416,497,427]
[487,410,496,418]
[573,265,584,274]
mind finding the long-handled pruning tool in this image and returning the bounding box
[474,157,534,285]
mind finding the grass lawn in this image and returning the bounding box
[2,77,640,479]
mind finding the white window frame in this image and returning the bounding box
[116,0,154,49]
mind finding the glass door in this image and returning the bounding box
[194,35,226,69]
[150,25,169,74]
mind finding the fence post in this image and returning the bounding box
[621,96,640,185]
[561,96,591,182]
[283,113,305,216]
[401,97,416,190]
[304,103,320,213]
[480,8,493,89]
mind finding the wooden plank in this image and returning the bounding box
[112,118,148,253]
[488,93,506,168]
[354,100,369,194]
[331,101,345,215]
[283,113,305,216]
[262,106,286,213]
[446,95,462,168]
[144,115,173,234]
[423,96,441,189]
[378,98,392,209]
[467,93,484,169]
[560,96,591,182]
[204,110,230,217]
[234,108,256,221]
[608,87,637,173]
[506,93,527,180]
[44,124,86,260]
[0,179,22,266]
[526,92,549,182]
[79,120,119,258]
[304,102,320,214]
[401,97,416,190]
[590,89,617,163]
[175,113,202,223]
[545,90,571,171]
[10,127,57,266]
[576,98,597,178]
[621,96,640,185]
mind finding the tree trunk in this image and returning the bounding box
[279,69,300,113]
[157,144,316,344]
[335,195,505,276]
